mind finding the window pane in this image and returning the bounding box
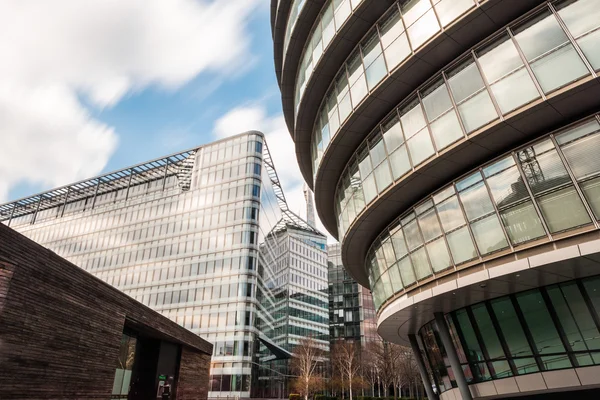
[362,31,383,67]
[411,247,432,280]
[389,145,411,179]
[454,310,485,363]
[404,219,423,251]
[430,111,463,150]
[435,0,474,27]
[391,228,409,259]
[384,33,411,70]
[560,125,600,180]
[471,215,509,255]
[548,283,600,352]
[518,146,571,195]
[457,90,498,133]
[514,12,569,61]
[581,177,600,219]
[382,116,405,152]
[436,196,466,232]
[379,7,404,49]
[500,201,546,245]
[446,226,477,264]
[489,68,540,114]
[491,297,533,358]
[350,75,368,105]
[460,181,495,221]
[400,101,427,138]
[513,358,539,375]
[516,290,565,355]
[577,29,600,69]
[401,0,431,27]
[358,148,372,177]
[478,35,525,84]
[557,0,600,38]
[422,80,453,122]
[365,55,388,90]
[388,263,404,291]
[407,129,435,165]
[529,44,589,93]
[426,237,451,272]
[486,166,529,208]
[374,162,393,192]
[370,136,387,166]
[490,360,513,379]
[538,186,591,232]
[418,208,443,241]
[362,174,378,203]
[471,304,504,359]
[407,9,440,49]
[398,256,416,286]
[448,61,485,104]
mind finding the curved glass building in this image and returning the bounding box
[272,0,600,398]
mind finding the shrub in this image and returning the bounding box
[290,394,302,400]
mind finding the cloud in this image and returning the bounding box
[213,104,337,243]
[0,0,261,201]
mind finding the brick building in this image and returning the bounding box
[0,223,212,400]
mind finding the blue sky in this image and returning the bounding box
[0,0,326,236]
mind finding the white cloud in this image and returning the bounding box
[0,0,261,201]
[213,104,337,243]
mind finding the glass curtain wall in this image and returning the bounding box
[367,115,600,310]
[419,276,600,394]
[331,0,600,227]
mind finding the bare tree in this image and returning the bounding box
[331,341,363,400]
[291,337,326,400]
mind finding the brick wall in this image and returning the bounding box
[176,348,212,400]
[0,223,211,399]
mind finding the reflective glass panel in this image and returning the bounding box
[471,214,509,255]
[516,290,565,355]
[407,129,435,165]
[471,303,505,359]
[426,237,451,272]
[389,145,411,179]
[398,256,417,286]
[500,201,546,245]
[436,196,466,232]
[411,247,432,279]
[446,226,477,264]
[537,186,591,232]
[491,298,533,358]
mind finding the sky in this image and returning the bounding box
[0,0,334,241]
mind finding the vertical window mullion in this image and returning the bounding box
[484,301,519,376]
[509,295,545,371]
[511,152,553,241]
[549,2,598,78]
[506,27,547,101]
[550,135,600,229]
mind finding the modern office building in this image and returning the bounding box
[273,0,600,398]
[257,218,329,397]
[0,131,307,398]
[0,222,212,400]
[328,243,379,345]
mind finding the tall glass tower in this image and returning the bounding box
[0,131,313,398]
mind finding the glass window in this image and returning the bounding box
[374,162,393,192]
[422,80,453,122]
[404,219,423,250]
[407,129,435,165]
[379,7,404,49]
[489,68,540,114]
[537,186,591,232]
[448,60,486,104]
[384,33,411,70]
[516,290,566,355]
[365,55,388,90]
[370,136,387,166]
[471,304,505,359]
[411,247,432,279]
[486,164,529,208]
[491,298,533,358]
[418,208,442,241]
[471,215,509,255]
[435,0,474,27]
[391,227,409,259]
[362,174,378,204]
[459,181,495,222]
[557,0,600,70]
[436,196,466,232]
[500,201,546,245]
[388,263,404,291]
[400,101,427,138]
[426,237,451,272]
[457,90,498,133]
[429,110,463,150]
[398,256,417,286]
[382,115,405,152]
[514,11,588,93]
[407,9,440,49]
[389,145,411,179]
[454,310,485,363]
[446,226,477,264]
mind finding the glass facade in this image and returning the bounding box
[0,132,322,398]
[256,224,330,398]
[300,0,481,128]
[327,243,380,345]
[419,276,600,394]
[367,115,600,310]
[330,0,600,234]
